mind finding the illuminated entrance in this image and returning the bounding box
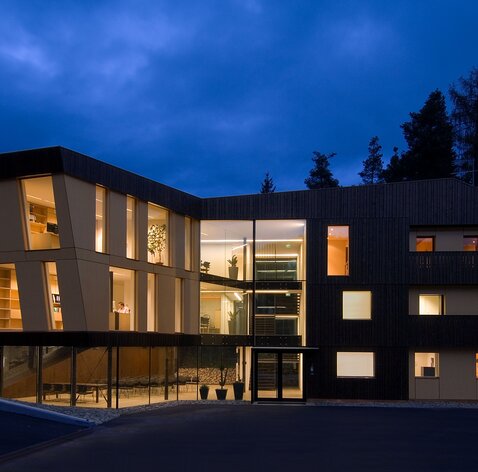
[252,348,313,402]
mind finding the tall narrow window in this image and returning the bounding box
[126,196,136,259]
[0,264,22,330]
[342,291,372,320]
[419,294,444,315]
[185,217,192,271]
[415,353,438,377]
[147,273,155,331]
[46,262,63,330]
[337,352,374,377]
[147,203,169,265]
[110,267,135,331]
[416,236,434,252]
[175,278,183,333]
[95,186,106,253]
[22,176,60,250]
[327,226,349,276]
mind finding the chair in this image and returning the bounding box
[200,315,210,333]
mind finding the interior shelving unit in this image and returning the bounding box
[0,267,22,329]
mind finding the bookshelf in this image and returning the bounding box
[0,267,22,329]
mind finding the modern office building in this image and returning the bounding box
[0,146,477,407]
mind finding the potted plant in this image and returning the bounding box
[227,254,239,279]
[199,384,209,400]
[148,224,167,264]
[200,260,211,273]
[215,366,228,400]
[233,378,245,400]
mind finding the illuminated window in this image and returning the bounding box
[147,273,155,331]
[95,186,106,253]
[46,262,63,330]
[22,176,60,250]
[416,236,434,252]
[110,267,135,331]
[464,236,478,252]
[327,226,349,276]
[185,217,192,271]
[343,291,371,320]
[337,352,374,377]
[415,353,438,377]
[147,203,169,265]
[0,264,22,330]
[126,196,136,259]
[419,294,443,315]
[475,354,478,378]
[175,278,183,333]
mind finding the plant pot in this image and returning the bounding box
[228,320,236,335]
[215,388,228,400]
[199,386,209,400]
[228,266,239,279]
[233,381,245,400]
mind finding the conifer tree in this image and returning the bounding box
[304,151,339,189]
[260,172,276,193]
[359,136,384,184]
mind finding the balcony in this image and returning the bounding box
[409,252,478,284]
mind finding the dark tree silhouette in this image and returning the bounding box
[359,136,384,184]
[305,151,339,189]
[450,67,478,184]
[382,147,405,183]
[260,172,276,193]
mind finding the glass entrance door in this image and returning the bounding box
[253,350,304,402]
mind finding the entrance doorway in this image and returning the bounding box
[252,348,306,402]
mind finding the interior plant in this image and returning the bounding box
[200,260,211,273]
[215,366,228,400]
[199,384,209,400]
[227,254,239,279]
[148,224,167,264]
[233,378,245,400]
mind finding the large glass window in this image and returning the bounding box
[22,176,60,250]
[110,267,135,331]
[337,352,374,377]
[200,221,253,280]
[327,226,349,276]
[126,196,136,259]
[185,217,192,271]
[147,204,169,265]
[342,291,372,320]
[416,236,434,252]
[46,262,63,330]
[0,264,22,330]
[419,294,444,316]
[464,236,478,251]
[147,273,156,331]
[95,186,106,253]
[175,278,183,333]
[415,353,438,377]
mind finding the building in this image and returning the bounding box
[0,146,477,407]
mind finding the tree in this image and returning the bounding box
[382,146,405,183]
[305,151,339,189]
[260,172,276,193]
[449,67,478,184]
[399,89,456,180]
[359,136,384,184]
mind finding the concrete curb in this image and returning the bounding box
[0,399,93,427]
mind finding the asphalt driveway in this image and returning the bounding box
[1,404,478,471]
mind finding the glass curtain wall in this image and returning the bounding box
[0,264,22,330]
[22,176,60,250]
[147,204,169,265]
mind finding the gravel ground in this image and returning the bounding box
[9,398,478,425]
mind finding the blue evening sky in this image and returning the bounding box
[0,0,477,196]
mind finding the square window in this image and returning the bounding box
[414,353,438,377]
[419,295,443,315]
[342,291,372,320]
[337,352,374,377]
[464,236,478,252]
[416,236,434,252]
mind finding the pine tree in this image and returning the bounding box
[260,172,276,193]
[449,68,478,184]
[359,136,384,184]
[382,147,405,183]
[304,151,339,189]
[399,89,456,180]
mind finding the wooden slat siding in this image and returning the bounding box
[0,147,202,217]
[409,252,478,284]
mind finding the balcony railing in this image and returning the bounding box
[409,252,478,284]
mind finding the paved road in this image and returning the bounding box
[2,404,478,471]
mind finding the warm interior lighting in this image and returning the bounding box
[337,352,374,377]
[342,291,371,319]
[419,295,443,315]
[327,226,349,276]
